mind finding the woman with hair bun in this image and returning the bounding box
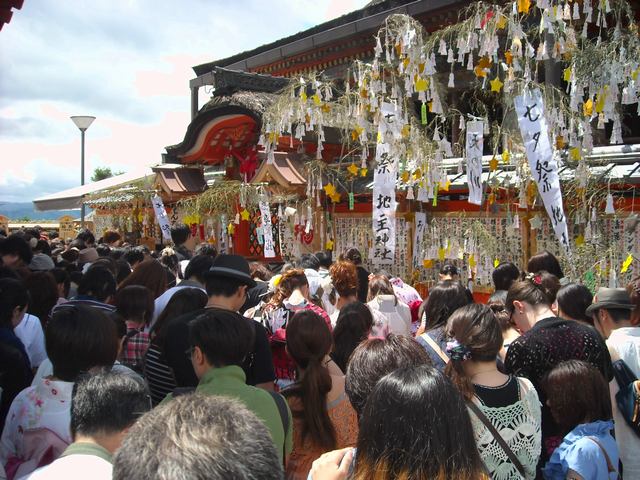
[504,272,612,464]
[445,304,541,479]
[282,310,357,480]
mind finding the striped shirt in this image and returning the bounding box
[144,343,176,405]
[51,296,116,314]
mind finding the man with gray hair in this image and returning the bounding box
[112,394,284,480]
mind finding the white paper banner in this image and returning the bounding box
[259,201,276,258]
[372,121,398,265]
[514,89,569,250]
[413,212,426,267]
[151,195,172,241]
[465,120,484,205]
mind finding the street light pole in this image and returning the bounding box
[70,116,95,229]
[80,128,86,226]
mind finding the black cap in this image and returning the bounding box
[206,254,256,288]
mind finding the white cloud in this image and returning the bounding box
[0,0,370,204]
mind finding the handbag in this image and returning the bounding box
[467,401,527,478]
[611,359,640,437]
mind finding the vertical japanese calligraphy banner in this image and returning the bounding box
[465,120,484,206]
[372,141,397,265]
[151,195,172,241]
[413,212,426,268]
[514,89,570,250]
[259,201,276,258]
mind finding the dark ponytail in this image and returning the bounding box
[283,310,336,450]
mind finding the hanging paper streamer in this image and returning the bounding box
[258,201,276,258]
[413,212,426,268]
[151,195,172,241]
[465,120,484,205]
[514,89,570,250]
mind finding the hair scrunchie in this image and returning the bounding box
[445,339,472,361]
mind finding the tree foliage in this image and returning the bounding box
[91,167,123,182]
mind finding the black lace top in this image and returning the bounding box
[504,316,613,460]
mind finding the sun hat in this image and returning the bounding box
[585,287,633,317]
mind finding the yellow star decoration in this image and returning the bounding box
[494,258,500,268]
[415,77,428,92]
[490,76,503,93]
[360,168,368,177]
[321,103,331,113]
[555,136,566,149]
[323,183,336,196]
[300,91,307,102]
[401,124,411,138]
[489,157,499,171]
[501,149,511,164]
[329,192,341,203]
[469,254,477,268]
[575,234,585,247]
[240,209,251,221]
[401,171,410,183]
[325,239,334,251]
[474,57,492,78]
[563,67,572,82]
[621,254,634,273]
[347,163,360,176]
[583,98,593,117]
[518,0,531,14]
[441,179,451,191]
[423,259,434,268]
[504,50,513,65]
[227,223,235,235]
[312,94,322,106]
[496,14,508,30]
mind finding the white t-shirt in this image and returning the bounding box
[367,295,411,337]
[607,326,640,479]
[14,314,47,368]
[25,443,112,480]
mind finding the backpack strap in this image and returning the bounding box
[586,437,618,477]
[467,401,527,478]
[268,390,290,461]
[420,333,450,364]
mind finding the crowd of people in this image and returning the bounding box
[0,223,639,480]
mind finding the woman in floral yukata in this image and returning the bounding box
[0,305,119,479]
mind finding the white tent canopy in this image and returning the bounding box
[32,167,156,211]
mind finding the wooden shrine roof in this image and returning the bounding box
[193,0,462,77]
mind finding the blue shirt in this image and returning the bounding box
[543,420,619,480]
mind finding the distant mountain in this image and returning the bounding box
[0,202,80,222]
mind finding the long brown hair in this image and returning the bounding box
[283,310,336,450]
[269,269,308,307]
[366,275,397,305]
[444,304,503,400]
[118,259,167,298]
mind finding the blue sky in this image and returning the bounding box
[0,0,369,203]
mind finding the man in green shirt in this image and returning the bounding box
[186,308,292,463]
